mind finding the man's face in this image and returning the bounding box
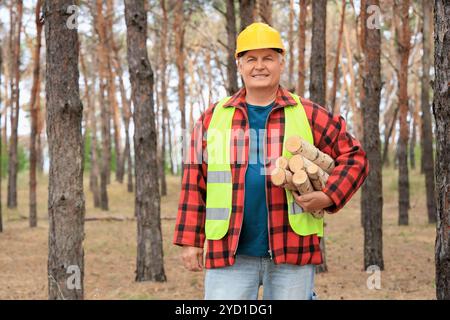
[237,48,285,91]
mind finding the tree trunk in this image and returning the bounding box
[330,0,346,114]
[395,0,411,226]
[105,0,123,184]
[310,0,327,273]
[159,0,169,196]
[45,0,85,299]
[80,49,100,208]
[206,49,213,106]
[421,0,436,224]
[342,23,363,139]
[297,0,308,96]
[361,0,384,270]
[409,99,417,170]
[94,0,111,210]
[382,106,399,167]
[239,0,256,31]
[111,34,133,193]
[124,0,166,282]
[36,97,44,173]
[288,0,295,91]
[1,51,7,156]
[167,113,175,175]
[29,0,43,228]
[174,1,187,179]
[125,130,133,193]
[258,0,272,26]
[99,79,110,210]
[226,0,239,95]
[0,34,3,233]
[433,0,450,300]
[1,42,7,156]
[7,0,23,209]
[309,0,327,107]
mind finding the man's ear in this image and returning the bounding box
[280,55,286,69]
[237,59,243,75]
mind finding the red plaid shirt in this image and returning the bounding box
[173,86,369,269]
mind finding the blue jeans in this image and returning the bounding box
[204,255,317,300]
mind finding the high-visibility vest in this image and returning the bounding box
[205,93,324,240]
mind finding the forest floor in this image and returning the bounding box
[0,166,436,300]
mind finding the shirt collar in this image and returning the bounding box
[223,85,297,109]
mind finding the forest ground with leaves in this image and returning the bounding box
[0,163,435,300]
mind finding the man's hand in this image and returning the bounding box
[181,246,204,272]
[292,191,334,212]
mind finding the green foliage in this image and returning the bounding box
[0,143,29,177]
[0,144,7,176]
[84,131,92,171]
[18,144,27,172]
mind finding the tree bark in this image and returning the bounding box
[7,0,23,209]
[361,0,384,270]
[309,0,327,107]
[395,0,411,226]
[36,93,45,173]
[0,34,3,233]
[226,0,239,95]
[421,0,436,224]
[310,0,327,273]
[174,1,187,179]
[159,0,169,196]
[99,80,110,209]
[239,0,256,31]
[330,0,346,114]
[1,48,7,157]
[167,113,175,175]
[258,0,272,26]
[297,0,308,96]
[111,36,133,193]
[382,106,399,167]
[125,131,133,193]
[433,0,450,300]
[80,48,100,208]
[93,0,111,210]
[342,22,363,139]
[409,92,418,170]
[29,0,43,228]
[288,0,295,91]
[124,0,166,282]
[105,0,124,184]
[45,0,85,299]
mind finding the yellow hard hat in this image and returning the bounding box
[235,22,285,58]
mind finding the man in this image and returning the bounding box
[173,22,369,300]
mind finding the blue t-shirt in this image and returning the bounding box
[236,102,274,257]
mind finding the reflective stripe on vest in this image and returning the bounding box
[205,93,324,240]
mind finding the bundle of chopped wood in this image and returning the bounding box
[271,136,335,219]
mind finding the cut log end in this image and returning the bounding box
[292,170,308,185]
[306,163,319,176]
[275,156,289,170]
[271,167,286,186]
[289,154,305,172]
[286,135,302,154]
